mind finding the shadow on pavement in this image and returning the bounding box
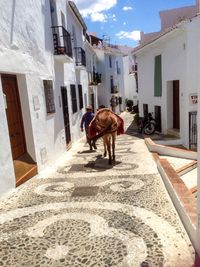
[84,156,122,172]
[78,149,97,154]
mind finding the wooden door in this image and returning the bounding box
[2,75,26,159]
[61,86,71,147]
[173,80,180,129]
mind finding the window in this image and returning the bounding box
[43,80,55,114]
[78,84,83,109]
[154,55,162,96]
[154,105,162,132]
[109,55,112,68]
[110,76,114,93]
[116,61,120,74]
[132,63,138,72]
[70,84,77,113]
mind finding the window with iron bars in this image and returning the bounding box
[43,80,56,114]
[70,84,78,113]
[78,84,83,110]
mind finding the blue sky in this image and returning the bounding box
[74,0,196,47]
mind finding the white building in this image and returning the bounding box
[87,34,137,113]
[122,51,138,107]
[133,2,200,149]
[84,35,100,112]
[0,0,89,197]
[133,0,200,255]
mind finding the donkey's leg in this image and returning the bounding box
[112,134,116,161]
[103,137,107,157]
[107,136,112,165]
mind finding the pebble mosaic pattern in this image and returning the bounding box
[0,113,195,267]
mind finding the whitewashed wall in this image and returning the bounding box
[123,56,138,107]
[66,4,84,49]
[189,17,200,254]
[0,0,89,197]
[95,49,127,113]
[114,55,125,112]
[0,80,16,198]
[135,28,194,147]
[95,50,110,108]
[136,14,200,255]
[0,0,54,197]
[84,42,99,112]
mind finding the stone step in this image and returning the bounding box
[167,128,180,138]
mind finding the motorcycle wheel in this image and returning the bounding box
[143,122,156,135]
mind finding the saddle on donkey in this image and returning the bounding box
[88,108,124,164]
[88,108,124,141]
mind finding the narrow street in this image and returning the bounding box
[0,112,195,267]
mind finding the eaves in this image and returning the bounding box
[68,1,87,31]
[133,13,200,55]
[133,27,184,56]
[84,40,96,54]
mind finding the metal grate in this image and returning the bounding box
[189,111,197,150]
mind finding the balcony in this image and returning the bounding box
[74,47,86,67]
[89,72,102,86]
[52,26,73,63]
[111,85,118,94]
[130,64,138,74]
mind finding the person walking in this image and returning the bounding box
[80,106,97,150]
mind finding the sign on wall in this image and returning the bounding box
[189,94,198,105]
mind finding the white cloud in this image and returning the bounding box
[74,0,117,20]
[122,6,133,11]
[90,12,107,22]
[123,22,126,26]
[109,14,116,21]
[116,30,141,41]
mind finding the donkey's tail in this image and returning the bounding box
[90,122,118,142]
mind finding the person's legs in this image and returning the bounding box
[85,127,93,150]
[88,136,93,150]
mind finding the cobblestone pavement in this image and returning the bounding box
[0,112,195,267]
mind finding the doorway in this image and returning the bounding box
[1,74,37,186]
[2,75,26,159]
[61,86,71,148]
[143,103,148,116]
[173,80,180,129]
[154,105,161,132]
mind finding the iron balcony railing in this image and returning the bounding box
[74,47,86,66]
[89,72,102,85]
[51,26,72,58]
[93,72,101,84]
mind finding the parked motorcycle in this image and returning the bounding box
[138,113,157,135]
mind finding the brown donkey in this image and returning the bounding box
[89,108,124,165]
